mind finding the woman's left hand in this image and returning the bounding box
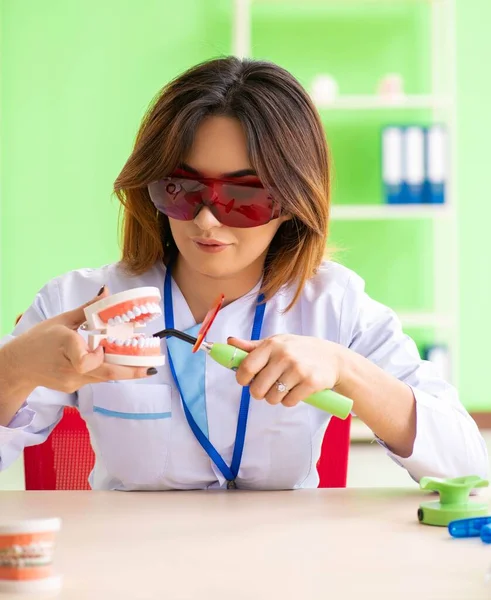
[227,335,343,407]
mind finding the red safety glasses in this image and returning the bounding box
[147,168,281,228]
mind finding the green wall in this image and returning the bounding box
[0,0,219,322]
[1,0,490,410]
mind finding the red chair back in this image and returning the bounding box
[24,407,94,490]
[317,415,351,488]
[24,409,350,490]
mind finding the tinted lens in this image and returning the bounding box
[148,178,204,221]
[214,183,277,227]
[147,178,278,227]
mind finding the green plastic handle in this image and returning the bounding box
[208,343,353,420]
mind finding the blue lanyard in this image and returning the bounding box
[163,267,265,488]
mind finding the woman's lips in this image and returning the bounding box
[193,239,231,253]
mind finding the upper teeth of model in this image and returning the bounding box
[106,303,161,326]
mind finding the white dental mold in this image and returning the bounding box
[83,287,166,368]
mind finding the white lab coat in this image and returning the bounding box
[0,260,487,490]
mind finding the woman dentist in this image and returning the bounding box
[0,57,487,490]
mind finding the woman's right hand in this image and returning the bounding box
[2,287,156,396]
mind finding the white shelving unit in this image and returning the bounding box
[232,0,459,386]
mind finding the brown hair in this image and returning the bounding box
[114,56,331,310]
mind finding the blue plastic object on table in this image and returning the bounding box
[480,523,491,544]
[448,516,491,538]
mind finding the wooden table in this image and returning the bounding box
[2,489,491,599]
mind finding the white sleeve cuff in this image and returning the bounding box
[376,387,489,482]
[0,405,36,444]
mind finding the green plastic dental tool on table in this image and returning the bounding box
[418,476,489,526]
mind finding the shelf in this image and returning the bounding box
[331,204,451,220]
[234,0,460,378]
[398,312,454,329]
[315,95,451,111]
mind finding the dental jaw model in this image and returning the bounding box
[83,287,166,367]
[0,518,62,593]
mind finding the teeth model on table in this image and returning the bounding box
[0,518,62,593]
[83,287,166,368]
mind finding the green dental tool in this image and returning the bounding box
[418,475,489,526]
[198,339,352,419]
